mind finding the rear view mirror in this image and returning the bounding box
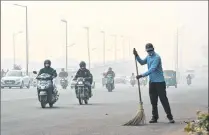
[33,71,37,74]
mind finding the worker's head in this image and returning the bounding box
[132,73,134,75]
[108,67,112,71]
[145,43,154,56]
[61,68,65,72]
[79,61,86,70]
[44,60,51,68]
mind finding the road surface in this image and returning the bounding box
[1,82,208,135]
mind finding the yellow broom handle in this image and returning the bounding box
[134,51,143,104]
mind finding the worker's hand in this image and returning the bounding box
[133,48,139,57]
[136,75,143,79]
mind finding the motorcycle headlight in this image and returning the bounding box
[78,81,83,85]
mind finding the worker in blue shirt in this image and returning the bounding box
[133,43,175,123]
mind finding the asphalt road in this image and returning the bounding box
[1,82,208,135]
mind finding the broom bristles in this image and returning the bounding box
[123,103,146,126]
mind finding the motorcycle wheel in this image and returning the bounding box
[78,98,83,105]
[41,102,46,108]
[84,99,88,104]
[49,103,53,108]
[108,87,112,92]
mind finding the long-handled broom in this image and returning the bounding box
[123,48,146,126]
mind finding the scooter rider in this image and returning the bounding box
[186,74,192,80]
[73,61,93,97]
[59,68,68,78]
[105,67,115,88]
[37,60,57,101]
[131,73,135,79]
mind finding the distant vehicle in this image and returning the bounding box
[1,70,31,89]
[164,70,177,88]
[115,75,126,84]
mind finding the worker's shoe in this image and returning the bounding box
[149,118,158,123]
[168,119,175,123]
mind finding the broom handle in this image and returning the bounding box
[134,55,143,103]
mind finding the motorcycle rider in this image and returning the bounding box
[130,73,135,79]
[105,67,115,88]
[37,60,58,101]
[73,61,93,97]
[186,74,192,84]
[59,68,68,78]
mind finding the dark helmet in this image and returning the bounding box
[145,43,154,52]
[79,61,86,69]
[44,59,51,67]
[61,68,64,71]
[108,67,112,71]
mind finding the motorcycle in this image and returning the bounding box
[33,71,59,108]
[130,78,136,87]
[187,78,192,85]
[60,77,68,89]
[75,77,91,105]
[106,74,114,92]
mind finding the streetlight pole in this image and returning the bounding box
[121,36,125,60]
[101,31,105,65]
[13,31,23,66]
[176,28,179,83]
[111,35,117,62]
[84,27,91,69]
[13,4,29,75]
[61,19,68,71]
[129,37,131,57]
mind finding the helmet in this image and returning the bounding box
[44,59,51,67]
[79,61,86,69]
[145,43,154,52]
[132,73,134,75]
[61,68,64,71]
[108,67,112,71]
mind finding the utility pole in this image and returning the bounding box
[13,31,23,66]
[101,31,105,65]
[84,27,91,69]
[121,36,125,60]
[176,28,179,83]
[13,4,29,75]
[61,19,68,71]
[111,35,117,62]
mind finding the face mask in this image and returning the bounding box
[147,50,154,56]
[45,64,50,67]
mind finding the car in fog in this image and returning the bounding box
[1,70,31,89]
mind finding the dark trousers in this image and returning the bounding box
[149,82,173,120]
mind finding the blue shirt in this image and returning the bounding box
[136,52,165,82]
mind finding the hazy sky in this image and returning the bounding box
[1,1,208,70]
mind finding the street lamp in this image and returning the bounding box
[61,19,68,71]
[83,27,91,69]
[13,31,23,66]
[111,34,117,62]
[101,31,105,65]
[13,4,29,75]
